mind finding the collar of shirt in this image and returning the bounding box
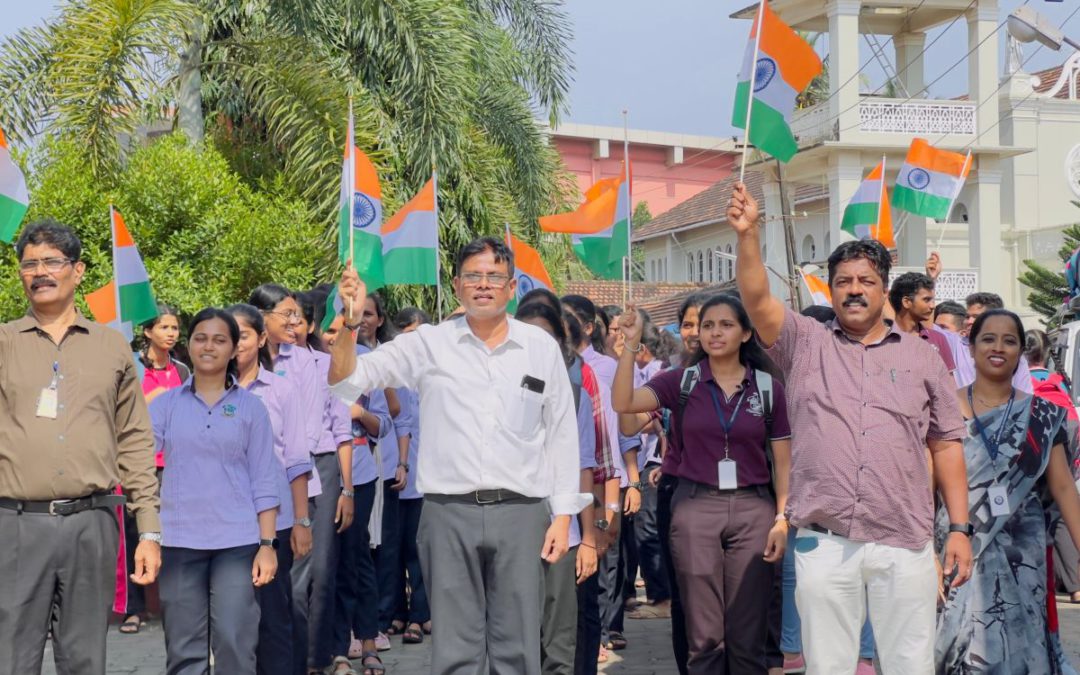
[449,314,525,352]
[246,366,276,391]
[14,310,94,335]
[179,377,241,408]
[697,360,752,389]
[826,317,902,346]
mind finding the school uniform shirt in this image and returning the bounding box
[584,346,632,487]
[311,349,355,455]
[246,367,314,531]
[274,343,323,497]
[635,359,665,469]
[645,362,792,488]
[347,344,383,487]
[330,316,589,515]
[567,393,598,547]
[150,382,280,549]
[396,388,423,500]
[138,353,190,469]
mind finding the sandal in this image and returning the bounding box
[331,656,357,675]
[361,651,386,675]
[608,631,628,650]
[118,615,142,634]
[403,623,424,644]
[386,620,405,635]
[422,621,432,634]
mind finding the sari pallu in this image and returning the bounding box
[934,393,1076,674]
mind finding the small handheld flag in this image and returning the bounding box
[732,1,823,169]
[540,164,630,280]
[382,176,438,286]
[85,208,157,341]
[0,127,29,243]
[339,105,384,291]
[505,225,555,314]
[891,138,972,221]
[841,158,895,249]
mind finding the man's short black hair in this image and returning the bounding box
[826,239,891,287]
[933,300,966,321]
[454,237,515,277]
[964,292,1003,310]
[888,272,934,313]
[15,220,82,261]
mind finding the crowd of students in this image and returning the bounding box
[6,184,1080,675]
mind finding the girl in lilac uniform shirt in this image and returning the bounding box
[151,308,280,675]
[228,304,315,675]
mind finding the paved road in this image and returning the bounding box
[41,595,1080,674]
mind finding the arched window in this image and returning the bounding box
[649,259,656,280]
[662,258,667,280]
[707,248,715,282]
[725,244,734,279]
[687,253,694,281]
[801,234,816,261]
[697,250,704,282]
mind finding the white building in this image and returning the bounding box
[634,0,1080,320]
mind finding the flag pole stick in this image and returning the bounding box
[936,150,971,251]
[109,204,123,339]
[347,97,356,320]
[876,154,886,242]
[622,109,632,306]
[739,0,765,183]
[432,154,443,322]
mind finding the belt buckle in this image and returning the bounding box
[49,499,76,516]
[474,490,497,505]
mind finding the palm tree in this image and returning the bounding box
[0,0,577,310]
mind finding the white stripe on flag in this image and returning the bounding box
[738,42,798,123]
[896,164,962,201]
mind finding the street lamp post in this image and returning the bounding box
[1007,6,1080,52]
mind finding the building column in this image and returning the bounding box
[897,211,929,268]
[828,151,864,251]
[893,32,925,98]
[968,1,1000,144]
[828,0,862,142]
[762,179,792,302]
[968,157,1004,299]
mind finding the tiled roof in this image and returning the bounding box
[1032,62,1079,99]
[637,282,737,328]
[561,281,708,309]
[632,172,826,242]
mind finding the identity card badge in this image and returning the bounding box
[718,459,738,490]
[988,484,1010,518]
[36,386,58,419]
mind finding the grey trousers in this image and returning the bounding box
[419,495,549,675]
[0,506,119,675]
[1053,516,1080,593]
[292,452,341,671]
[159,545,260,675]
[541,546,578,675]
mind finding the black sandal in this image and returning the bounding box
[118,615,142,634]
[608,631,628,650]
[403,623,424,644]
[361,651,386,675]
[386,620,405,635]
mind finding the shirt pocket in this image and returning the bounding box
[866,366,926,443]
[504,385,544,438]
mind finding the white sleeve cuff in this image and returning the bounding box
[549,493,593,516]
[330,377,364,406]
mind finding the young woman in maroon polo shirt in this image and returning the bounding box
[613,294,792,675]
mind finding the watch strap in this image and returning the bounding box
[948,523,974,537]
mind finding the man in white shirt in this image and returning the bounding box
[328,237,588,675]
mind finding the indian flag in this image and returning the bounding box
[506,225,554,314]
[841,159,896,248]
[732,1,823,163]
[801,269,831,307]
[891,138,972,220]
[338,105,384,290]
[84,208,157,341]
[541,164,630,280]
[382,175,438,286]
[0,127,29,243]
[321,286,344,332]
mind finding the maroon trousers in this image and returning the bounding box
[669,481,776,675]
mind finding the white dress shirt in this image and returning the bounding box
[330,315,590,516]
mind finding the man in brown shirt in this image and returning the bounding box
[728,185,973,675]
[0,220,161,675]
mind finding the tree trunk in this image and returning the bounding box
[177,14,204,144]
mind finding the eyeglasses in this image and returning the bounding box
[19,257,75,275]
[262,309,302,323]
[460,272,511,288]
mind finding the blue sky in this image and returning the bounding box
[5,1,1079,136]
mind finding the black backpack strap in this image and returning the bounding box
[755,369,777,496]
[676,365,700,455]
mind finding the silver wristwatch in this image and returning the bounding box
[294,517,313,528]
[139,532,163,544]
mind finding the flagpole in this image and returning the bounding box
[739,0,766,183]
[432,157,443,322]
[109,205,122,340]
[622,109,632,307]
[936,150,972,251]
[347,97,356,320]
[876,154,886,242]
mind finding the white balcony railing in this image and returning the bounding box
[790,97,977,144]
[890,267,979,303]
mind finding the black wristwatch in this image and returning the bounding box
[948,523,974,537]
[259,537,280,550]
[398,461,410,472]
[594,518,610,532]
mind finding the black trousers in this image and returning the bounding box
[333,479,379,654]
[573,566,601,675]
[256,528,294,675]
[657,473,689,675]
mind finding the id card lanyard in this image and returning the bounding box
[708,382,747,490]
[967,385,1015,517]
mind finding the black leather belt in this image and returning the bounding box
[804,523,842,537]
[431,489,540,505]
[0,492,125,516]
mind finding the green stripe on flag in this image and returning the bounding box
[383,247,438,285]
[117,281,157,326]
[891,185,952,220]
[732,81,799,163]
[841,202,880,236]
[0,192,28,243]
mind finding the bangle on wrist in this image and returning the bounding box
[341,488,355,498]
[626,341,644,354]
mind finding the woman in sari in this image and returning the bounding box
[936,309,1080,674]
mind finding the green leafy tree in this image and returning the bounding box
[0,134,322,322]
[631,201,652,282]
[1018,216,1080,327]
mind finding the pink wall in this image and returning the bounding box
[552,137,735,217]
